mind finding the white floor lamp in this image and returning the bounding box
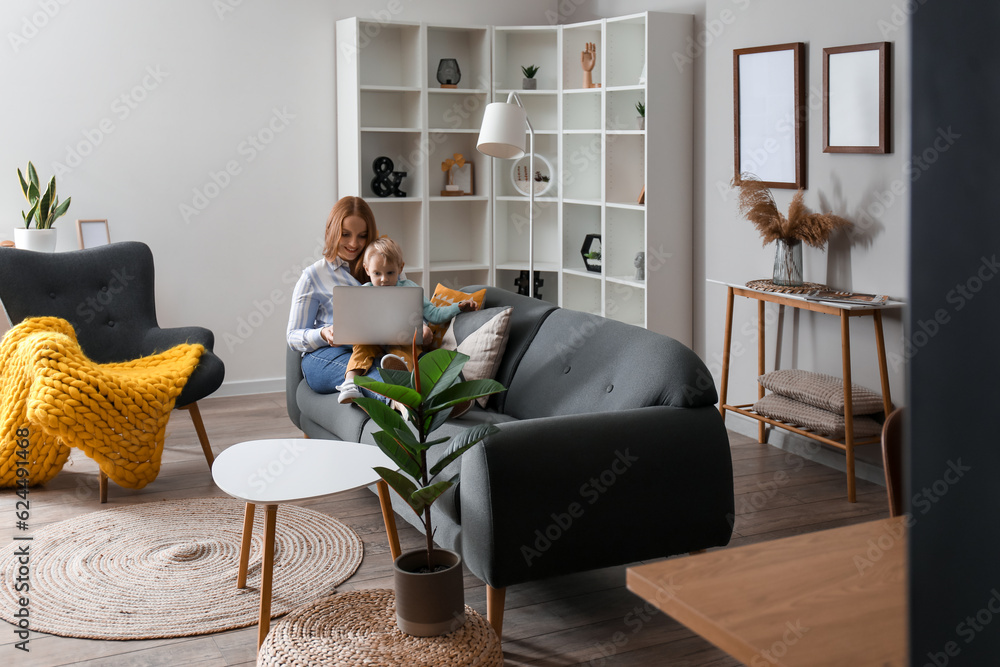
[477,92,536,298]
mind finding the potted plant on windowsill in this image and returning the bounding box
[521,64,539,90]
[355,334,505,637]
[16,161,71,252]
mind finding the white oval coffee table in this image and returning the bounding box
[212,438,401,649]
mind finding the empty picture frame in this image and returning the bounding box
[733,42,806,189]
[76,219,110,249]
[823,42,891,153]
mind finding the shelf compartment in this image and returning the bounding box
[429,199,489,267]
[428,91,488,131]
[607,88,645,132]
[495,92,558,134]
[360,89,422,130]
[360,132,423,199]
[605,281,645,328]
[427,132,490,197]
[562,202,601,274]
[562,133,603,202]
[369,199,424,273]
[563,90,602,132]
[605,132,644,205]
[494,27,559,91]
[562,21,603,90]
[356,22,422,88]
[427,26,490,92]
[606,15,646,89]
[495,268,558,305]
[494,198,559,269]
[606,207,645,279]
[494,134,557,198]
[562,271,602,316]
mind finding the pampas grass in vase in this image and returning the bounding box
[732,174,852,286]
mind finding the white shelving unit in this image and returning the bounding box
[338,12,693,344]
[337,19,492,291]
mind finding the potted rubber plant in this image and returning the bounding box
[354,335,505,637]
[16,161,71,252]
[521,64,539,90]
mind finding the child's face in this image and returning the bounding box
[365,254,401,287]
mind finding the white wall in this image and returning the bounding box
[568,0,910,443]
[1,0,555,395]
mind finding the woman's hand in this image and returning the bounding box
[320,325,337,346]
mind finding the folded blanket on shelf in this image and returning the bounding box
[0,317,203,488]
[752,393,882,439]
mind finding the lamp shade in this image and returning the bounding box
[477,102,527,159]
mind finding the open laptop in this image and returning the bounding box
[330,285,424,345]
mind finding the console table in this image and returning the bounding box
[711,280,903,502]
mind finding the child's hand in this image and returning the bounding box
[422,323,434,343]
[457,299,478,312]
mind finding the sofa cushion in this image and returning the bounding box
[502,310,718,420]
[295,381,370,442]
[441,306,513,407]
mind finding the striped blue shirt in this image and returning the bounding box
[286,256,360,353]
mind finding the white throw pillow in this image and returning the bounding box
[441,306,513,407]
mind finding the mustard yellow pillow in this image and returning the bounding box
[427,285,486,349]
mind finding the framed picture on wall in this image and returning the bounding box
[823,42,891,154]
[733,42,806,189]
[76,219,110,249]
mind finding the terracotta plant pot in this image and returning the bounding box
[393,548,465,636]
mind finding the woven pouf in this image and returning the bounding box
[257,589,503,666]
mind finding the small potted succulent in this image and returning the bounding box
[15,161,71,252]
[521,64,539,90]
[355,335,505,637]
[635,100,645,130]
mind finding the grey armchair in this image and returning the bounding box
[0,241,225,501]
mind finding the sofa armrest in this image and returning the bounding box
[459,405,734,588]
[285,345,304,429]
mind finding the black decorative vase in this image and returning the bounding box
[436,58,460,88]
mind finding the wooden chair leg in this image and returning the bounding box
[180,401,215,467]
[487,585,506,640]
[99,471,108,504]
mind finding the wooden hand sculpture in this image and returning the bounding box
[581,42,596,88]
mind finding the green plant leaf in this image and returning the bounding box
[17,168,30,200]
[27,162,38,189]
[353,396,410,436]
[379,367,413,388]
[51,196,71,223]
[372,431,421,478]
[27,180,39,205]
[23,201,39,228]
[37,178,53,229]
[354,376,422,409]
[411,478,455,508]
[424,408,452,435]
[429,423,499,476]
[413,348,460,399]
[428,379,505,413]
[376,467,424,515]
[424,350,470,402]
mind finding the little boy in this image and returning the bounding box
[336,236,478,404]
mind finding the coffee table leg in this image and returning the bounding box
[377,479,401,561]
[258,504,278,649]
[237,503,255,589]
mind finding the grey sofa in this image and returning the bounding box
[286,286,734,633]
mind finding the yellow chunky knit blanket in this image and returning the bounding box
[0,317,204,489]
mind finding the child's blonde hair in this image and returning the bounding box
[363,236,405,271]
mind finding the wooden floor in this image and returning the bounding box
[1,393,890,667]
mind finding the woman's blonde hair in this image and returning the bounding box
[323,196,379,279]
[363,236,405,272]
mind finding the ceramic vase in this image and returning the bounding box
[773,238,803,286]
[522,77,537,90]
[393,548,465,636]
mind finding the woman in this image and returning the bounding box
[286,196,389,401]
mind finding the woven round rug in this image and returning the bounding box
[746,278,829,294]
[0,497,363,640]
[258,588,503,667]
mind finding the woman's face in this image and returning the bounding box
[337,215,369,263]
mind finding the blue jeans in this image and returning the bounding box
[301,345,391,404]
